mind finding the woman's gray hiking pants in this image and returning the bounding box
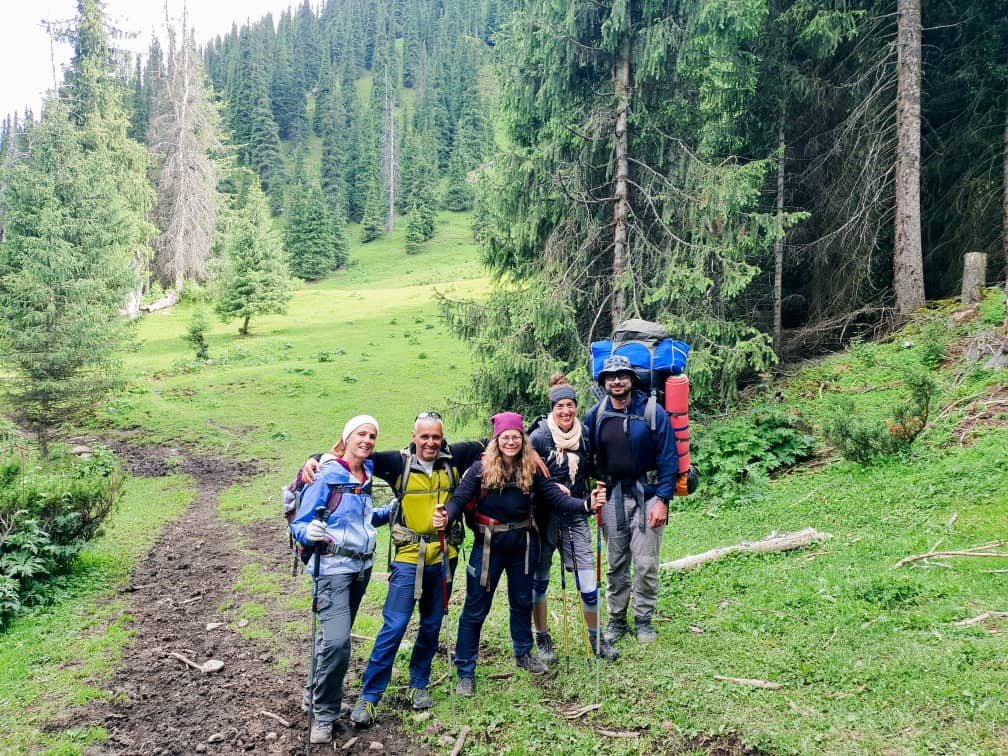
[305,569,372,724]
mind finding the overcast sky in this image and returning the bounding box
[1,0,301,120]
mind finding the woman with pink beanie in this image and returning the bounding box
[433,412,605,698]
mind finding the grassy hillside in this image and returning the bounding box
[1,213,1006,753]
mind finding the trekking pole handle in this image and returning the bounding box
[314,505,327,521]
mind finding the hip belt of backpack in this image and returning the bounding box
[473,512,537,588]
[607,478,648,533]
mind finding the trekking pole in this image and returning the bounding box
[558,525,571,674]
[306,505,326,755]
[594,483,604,705]
[437,509,454,719]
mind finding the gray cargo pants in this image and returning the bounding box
[305,569,371,724]
[601,491,664,624]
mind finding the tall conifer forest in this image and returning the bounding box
[1,0,1006,417]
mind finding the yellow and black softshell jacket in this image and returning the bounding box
[371,441,484,565]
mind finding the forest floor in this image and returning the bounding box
[60,436,423,756]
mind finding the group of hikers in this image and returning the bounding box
[287,354,684,744]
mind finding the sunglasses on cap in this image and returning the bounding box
[415,411,443,421]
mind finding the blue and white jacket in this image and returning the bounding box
[290,455,392,576]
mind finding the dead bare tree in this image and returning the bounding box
[381,64,396,234]
[148,3,222,292]
[893,0,925,315]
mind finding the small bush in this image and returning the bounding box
[694,407,816,507]
[183,309,210,360]
[917,318,949,368]
[0,449,121,629]
[821,367,937,464]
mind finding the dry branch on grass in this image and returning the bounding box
[598,729,640,738]
[713,675,784,690]
[660,528,832,571]
[561,703,602,720]
[258,710,290,728]
[450,725,471,756]
[894,540,1008,568]
[951,611,1008,627]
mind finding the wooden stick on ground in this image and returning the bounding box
[895,540,1008,569]
[449,725,471,756]
[562,703,602,720]
[660,529,832,571]
[259,710,291,728]
[598,729,640,738]
[952,611,1008,627]
[713,675,784,690]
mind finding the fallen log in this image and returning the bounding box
[660,529,832,571]
[140,290,179,313]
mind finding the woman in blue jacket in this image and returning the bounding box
[290,414,382,745]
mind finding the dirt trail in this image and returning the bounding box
[65,441,424,755]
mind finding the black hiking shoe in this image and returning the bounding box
[515,652,547,674]
[410,688,433,710]
[536,630,557,665]
[636,621,657,644]
[604,619,629,643]
[456,677,475,697]
[350,700,376,728]
[589,631,620,660]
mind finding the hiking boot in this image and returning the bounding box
[636,621,657,645]
[410,688,433,710]
[350,700,376,728]
[309,720,334,744]
[604,619,629,644]
[456,677,475,697]
[536,631,557,665]
[515,652,547,675]
[589,631,620,661]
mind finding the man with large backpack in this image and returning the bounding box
[583,355,679,645]
[297,413,483,727]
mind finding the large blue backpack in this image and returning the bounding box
[590,319,689,428]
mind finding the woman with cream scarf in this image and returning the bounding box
[528,373,619,663]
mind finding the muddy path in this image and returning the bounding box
[64,440,426,755]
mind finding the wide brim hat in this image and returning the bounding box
[596,354,639,386]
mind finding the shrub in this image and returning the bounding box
[694,407,816,507]
[821,367,937,464]
[183,309,210,360]
[0,449,121,629]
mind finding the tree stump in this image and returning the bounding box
[961,252,986,305]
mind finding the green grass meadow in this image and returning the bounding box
[1,212,1007,754]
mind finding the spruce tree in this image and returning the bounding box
[444,0,793,412]
[0,104,139,457]
[285,168,347,280]
[215,181,293,335]
[359,168,386,243]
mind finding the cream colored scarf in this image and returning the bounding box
[546,413,582,484]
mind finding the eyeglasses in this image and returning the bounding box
[497,432,523,445]
[415,411,442,421]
